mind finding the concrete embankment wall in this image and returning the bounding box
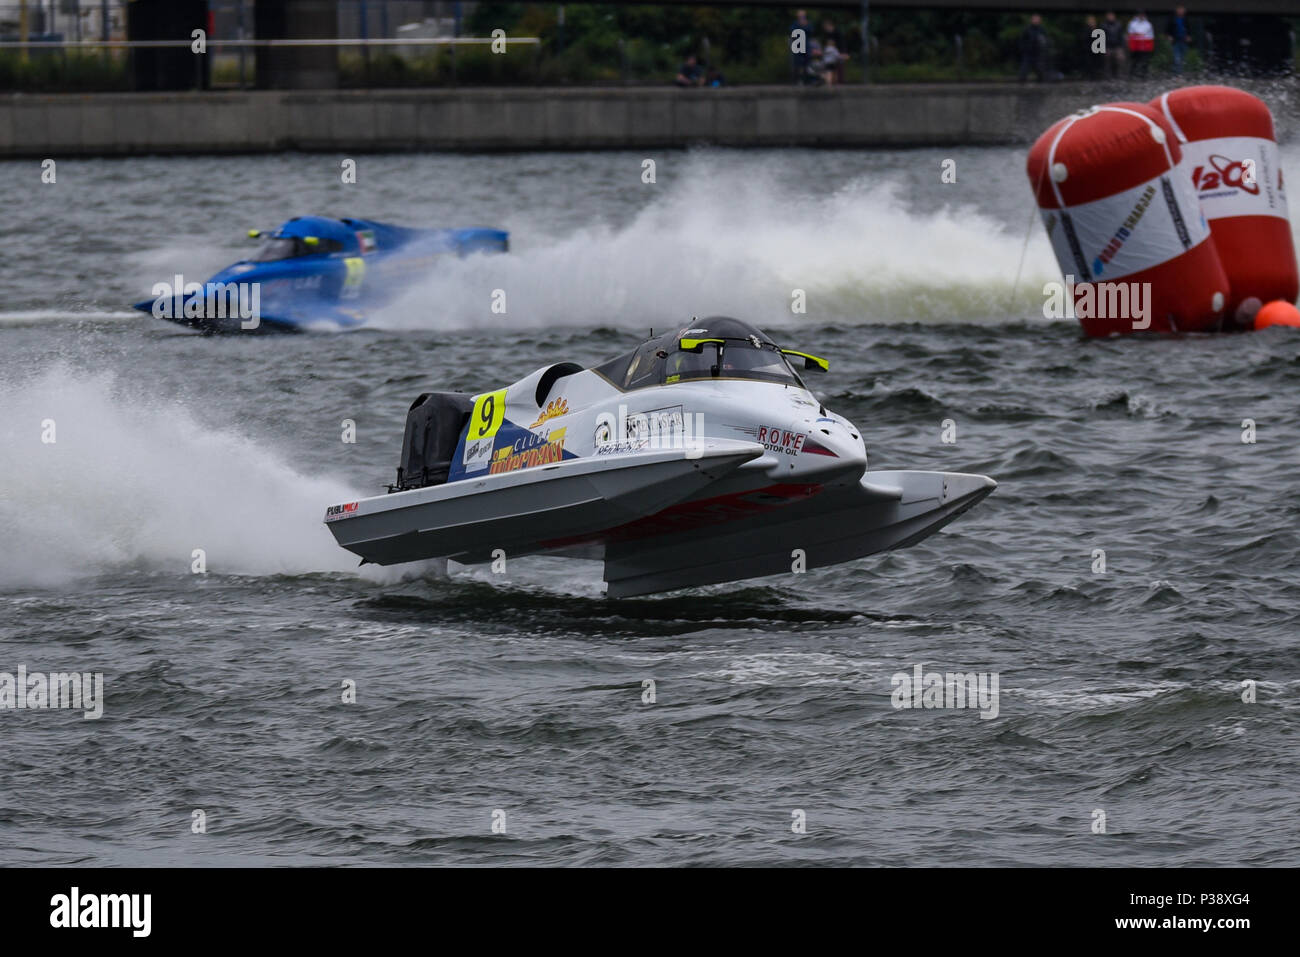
[2,82,1297,156]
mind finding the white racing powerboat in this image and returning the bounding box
[324,317,996,597]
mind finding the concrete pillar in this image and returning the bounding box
[127,0,209,91]
[256,0,338,90]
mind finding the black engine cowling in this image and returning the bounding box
[394,392,475,490]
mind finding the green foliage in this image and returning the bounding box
[210,57,245,86]
[1,7,1292,91]
[337,46,538,87]
[0,50,127,91]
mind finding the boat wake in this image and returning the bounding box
[0,310,141,326]
[372,163,1065,331]
[0,367,362,588]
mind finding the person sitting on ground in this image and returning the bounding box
[674,55,705,88]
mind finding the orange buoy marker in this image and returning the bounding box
[1153,86,1298,322]
[1254,299,1300,330]
[1027,102,1230,336]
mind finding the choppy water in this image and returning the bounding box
[1,144,1298,866]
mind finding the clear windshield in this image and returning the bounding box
[665,341,801,386]
[249,237,305,262]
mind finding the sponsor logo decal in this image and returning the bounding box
[1092,184,1155,277]
[463,437,494,472]
[341,257,366,300]
[627,406,684,442]
[758,426,805,455]
[490,428,567,474]
[1191,154,1260,196]
[324,501,359,521]
[462,390,508,473]
[593,405,703,456]
[529,398,569,429]
[735,424,807,456]
[595,441,650,455]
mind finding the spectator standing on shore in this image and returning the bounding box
[675,54,704,88]
[1127,11,1155,77]
[1166,5,1192,76]
[790,10,811,84]
[806,40,826,85]
[1017,14,1049,84]
[1102,11,1127,78]
[822,19,840,52]
[821,19,846,84]
[822,37,847,86]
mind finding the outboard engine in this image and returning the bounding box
[393,392,475,490]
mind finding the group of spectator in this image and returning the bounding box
[673,54,725,88]
[676,6,1200,89]
[674,55,725,88]
[677,9,848,88]
[789,9,849,86]
[1020,7,1197,83]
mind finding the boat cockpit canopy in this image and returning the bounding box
[250,235,346,262]
[592,317,826,391]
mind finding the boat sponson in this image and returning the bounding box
[326,440,765,566]
[602,470,997,597]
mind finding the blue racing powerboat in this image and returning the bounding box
[133,216,508,333]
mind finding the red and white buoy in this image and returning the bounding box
[1027,102,1230,336]
[1153,86,1298,326]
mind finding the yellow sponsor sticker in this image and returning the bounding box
[341,257,366,300]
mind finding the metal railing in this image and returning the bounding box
[0,37,540,49]
[0,36,544,89]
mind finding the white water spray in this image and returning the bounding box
[0,368,362,587]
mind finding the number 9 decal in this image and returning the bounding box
[467,389,507,441]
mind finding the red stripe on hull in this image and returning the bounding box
[538,483,823,551]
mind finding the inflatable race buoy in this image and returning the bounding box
[1154,86,1298,319]
[1254,299,1300,329]
[1027,102,1230,336]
